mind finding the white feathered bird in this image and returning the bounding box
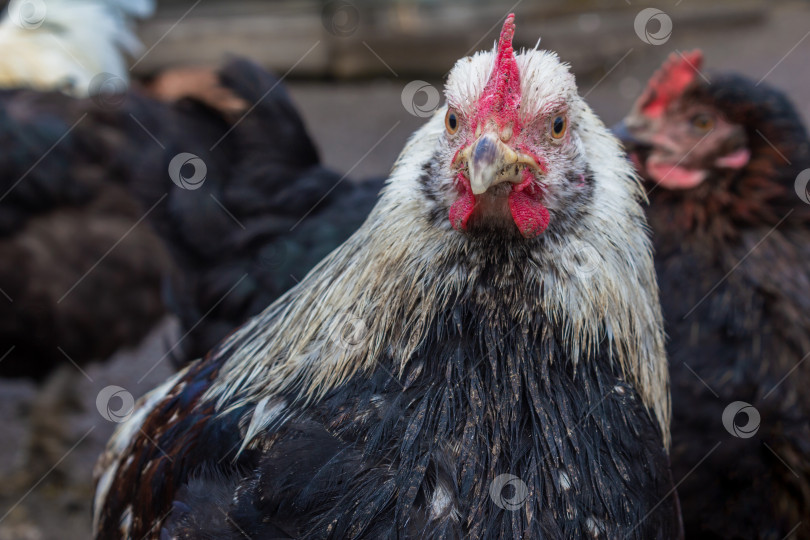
[0,0,154,95]
[93,14,681,539]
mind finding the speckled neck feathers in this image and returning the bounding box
[206,110,669,444]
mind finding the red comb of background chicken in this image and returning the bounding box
[473,14,522,132]
[638,50,703,118]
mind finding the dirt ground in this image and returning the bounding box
[1,2,809,539]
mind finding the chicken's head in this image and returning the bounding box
[615,51,751,191]
[430,14,592,239]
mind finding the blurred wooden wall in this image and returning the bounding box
[135,0,768,79]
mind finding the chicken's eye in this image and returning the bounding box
[445,109,459,134]
[550,115,567,140]
[691,113,715,132]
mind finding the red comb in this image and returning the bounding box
[638,50,704,118]
[474,14,522,129]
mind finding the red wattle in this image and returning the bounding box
[449,175,476,231]
[508,190,549,238]
[508,172,549,238]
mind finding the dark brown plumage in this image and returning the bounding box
[0,89,170,379]
[617,51,810,539]
[0,58,383,379]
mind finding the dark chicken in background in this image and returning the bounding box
[0,90,171,379]
[95,16,680,539]
[0,58,383,378]
[0,0,162,379]
[616,51,810,539]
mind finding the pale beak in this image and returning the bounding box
[456,133,540,195]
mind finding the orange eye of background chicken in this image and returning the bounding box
[691,113,715,132]
[445,109,459,134]
[550,115,567,140]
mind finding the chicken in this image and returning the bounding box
[0,0,154,96]
[0,57,384,373]
[93,16,680,539]
[0,0,161,380]
[0,0,376,375]
[615,51,810,538]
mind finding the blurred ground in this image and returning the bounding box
[1,1,809,538]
